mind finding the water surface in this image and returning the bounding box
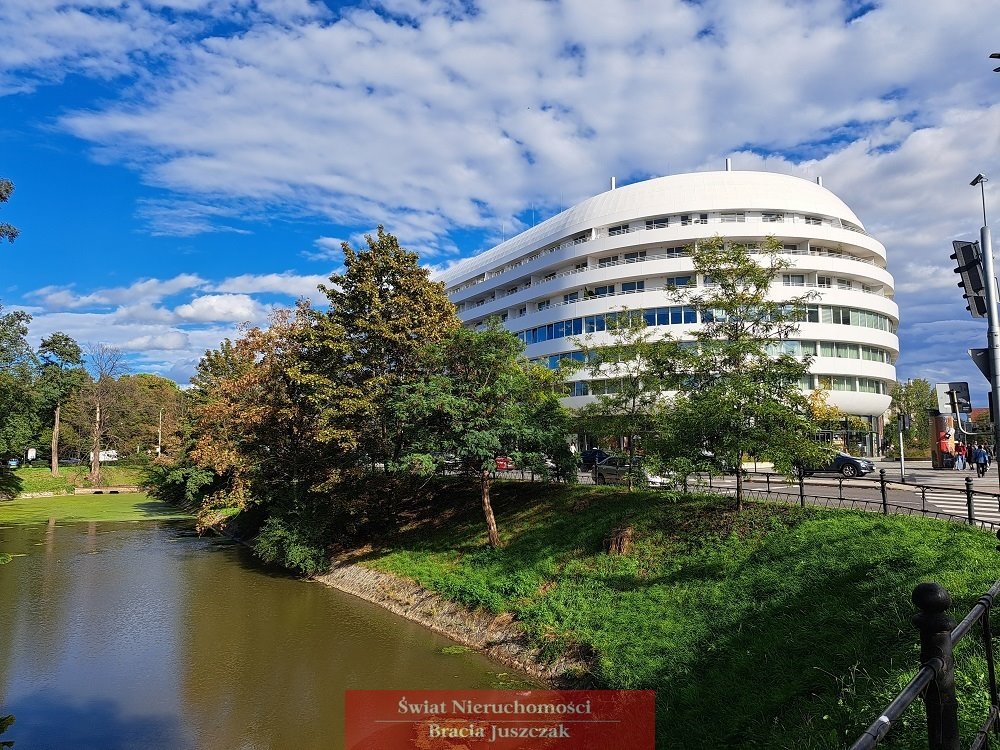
[0,519,531,749]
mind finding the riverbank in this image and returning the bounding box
[314,480,1000,749]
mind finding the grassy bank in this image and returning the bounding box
[7,464,149,496]
[356,481,1000,749]
[0,492,193,524]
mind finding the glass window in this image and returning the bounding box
[594,285,615,297]
[608,224,628,236]
[644,309,656,326]
[805,216,822,225]
[680,214,691,226]
[782,274,805,286]
[645,217,668,229]
[537,300,550,311]
[572,318,583,335]
[595,314,606,332]
[670,307,682,325]
[657,308,669,325]
[837,278,852,290]
[624,251,646,263]
[553,321,564,338]
[817,276,831,288]
[622,281,645,293]
[563,292,579,303]
[762,212,784,222]
[820,341,835,357]
[683,307,697,323]
[721,212,745,223]
[598,255,619,267]
[536,326,548,342]
[575,262,588,270]
[666,275,691,288]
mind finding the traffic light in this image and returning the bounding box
[952,240,987,318]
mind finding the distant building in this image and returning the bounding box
[436,168,897,454]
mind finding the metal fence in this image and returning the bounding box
[850,578,1000,749]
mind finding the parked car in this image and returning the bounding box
[6,458,18,469]
[579,448,612,469]
[593,455,672,487]
[811,451,875,478]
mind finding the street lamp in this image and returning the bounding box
[991,52,1000,73]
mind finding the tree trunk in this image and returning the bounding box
[480,470,501,548]
[50,402,60,476]
[89,403,101,485]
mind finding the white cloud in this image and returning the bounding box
[210,271,330,299]
[7,0,1000,389]
[174,293,269,322]
[122,331,190,351]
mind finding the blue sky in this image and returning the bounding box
[2,0,1000,398]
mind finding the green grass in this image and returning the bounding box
[9,464,148,495]
[362,481,1000,749]
[0,492,193,524]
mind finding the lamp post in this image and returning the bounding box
[970,173,1000,491]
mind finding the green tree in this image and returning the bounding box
[295,226,459,472]
[79,344,127,484]
[37,332,85,475]
[886,379,938,455]
[569,307,684,489]
[0,305,38,461]
[116,373,184,458]
[394,321,570,547]
[0,178,18,245]
[669,236,830,509]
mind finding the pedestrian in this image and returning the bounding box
[975,444,990,477]
[955,442,967,471]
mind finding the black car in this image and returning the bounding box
[579,448,611,469]
[814,451,875,478]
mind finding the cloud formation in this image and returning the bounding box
[4,0,1000,390]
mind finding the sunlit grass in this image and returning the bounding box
[365,482,1000,749]
[0,492,192,524]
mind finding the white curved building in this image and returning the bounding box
[436,168,898,453]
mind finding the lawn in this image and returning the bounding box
[361,481,1000,749]
[0,492,193,524]
[8,464,149,496]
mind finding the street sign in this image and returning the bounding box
[971,347,993,381]
[935,381,973,414]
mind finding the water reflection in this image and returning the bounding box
[0,521,534,749]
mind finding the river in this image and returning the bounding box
[0,517,533,749]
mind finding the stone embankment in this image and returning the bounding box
[315,561,591,687]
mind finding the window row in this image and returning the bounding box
[564,374,887,397]
[514,305,895,345]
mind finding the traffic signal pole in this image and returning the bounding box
[978,222,1000,486]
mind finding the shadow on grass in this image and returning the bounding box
[0,469,23,500]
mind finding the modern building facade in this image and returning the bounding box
[435,168,898,454]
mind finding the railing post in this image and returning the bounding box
[838,477,844,500]
[798,466,805,508]
[766,472,771,494]
[880,469,888,515]
[912,582,960,750]
[966,477,976,525]
[922,486,927,513]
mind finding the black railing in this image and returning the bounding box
[850,578,1000,749]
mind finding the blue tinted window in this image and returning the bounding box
[683,307,696,324]
[644,309,656,326]
[670,307,682,324]
[657,308,668,325]
[584,316,596,333]
[595,314,606,332]
[572,318,582,335]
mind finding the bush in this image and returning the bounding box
[253,515,330,575]
[143,464,216,507]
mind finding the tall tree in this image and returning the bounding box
[81,344,127,484]
[394,321,570,548]
[0,305,38,461]
[116,373,184,458]
[569,308,684,489]
[0,179,18,245]
[295,226,459,472]
[669,236,830,509]
[37,332,84,475]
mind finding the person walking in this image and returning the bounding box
[975,444,990,477]
[955,442,967,470]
